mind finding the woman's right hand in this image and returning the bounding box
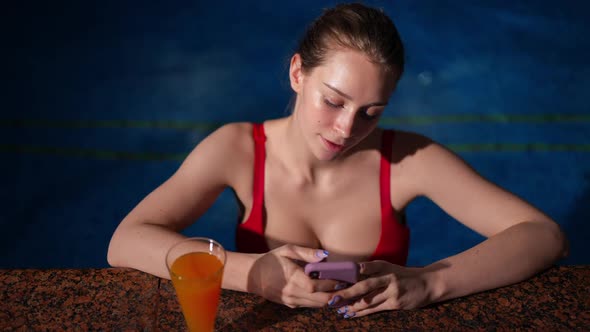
[247,244,340,308]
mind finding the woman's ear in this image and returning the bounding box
[289,53,304,93]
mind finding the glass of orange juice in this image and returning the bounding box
[166,237,226,332]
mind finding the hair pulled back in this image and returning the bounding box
[296,3,405,78]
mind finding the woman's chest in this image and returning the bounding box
[261,171,385,260]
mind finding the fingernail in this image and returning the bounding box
[337,306,348,314]
[316,250,329,258]
[334,282,348,290]
[328,295,341,306]
[359,263,365,271]
[344,312,356,319]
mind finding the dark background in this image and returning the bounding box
[1,1,588,268]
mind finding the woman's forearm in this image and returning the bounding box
[423,221,568,304]
[107,223,185,279]
[107,223,258,292]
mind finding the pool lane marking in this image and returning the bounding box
[1,143,589,161]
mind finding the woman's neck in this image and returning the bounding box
[270,115,340,186]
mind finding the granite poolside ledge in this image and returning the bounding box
[1,266,588,331]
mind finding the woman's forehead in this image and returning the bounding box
[308,50,397,99]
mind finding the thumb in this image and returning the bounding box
[278,244,329,263]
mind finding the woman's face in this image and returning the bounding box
[290,49,399,161]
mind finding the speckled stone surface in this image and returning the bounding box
[158,266,590,331]
[0,268,159,331]
[1,266,588,331]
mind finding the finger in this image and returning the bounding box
[278,244,329,263]
[292,268,340,293]
[359,260,388,275]
[347,287,390,312]
[335,298,386,319]
[335,288,391,318]
[300,291,334,306]
[348,301,390,318]
[283,295,326,308]
[312,279,342,292]
[283,283,333,307]
[327,276,389,307]
[282,269,335,305]
[339,276,388,298]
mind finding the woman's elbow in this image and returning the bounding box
[106,243,118,268]
[106,228,125,267]
[106,246,119,268]
[543,221,569,262]
[555,224,570,260]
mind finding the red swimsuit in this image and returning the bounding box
[235,123,410,265]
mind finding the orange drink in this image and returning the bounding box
[166,238,226,332]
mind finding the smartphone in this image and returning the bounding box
[304,261,359,284]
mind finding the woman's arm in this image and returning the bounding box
[327,134,568,316]
[106,123,340,303]
[107,123,259,291]
[408,138,568,302]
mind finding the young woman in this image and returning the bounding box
[107,3,568,318]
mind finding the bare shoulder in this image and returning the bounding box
[390,129,473,187]
[201,122,254,155]
[391,129,493,205]
[390,129,437,166]
[390,131,556,237]
[176,122,255,185]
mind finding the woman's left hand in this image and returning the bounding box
[327,261,434,318]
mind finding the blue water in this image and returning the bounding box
[1,1,589,268]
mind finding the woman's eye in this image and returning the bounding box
[323,99,343,108]
[359,109,380,121]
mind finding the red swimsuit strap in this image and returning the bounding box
[379,130,394,223]
[249,123,267,234]
[373,129,410,265]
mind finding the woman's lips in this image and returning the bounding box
[321,136,344,152]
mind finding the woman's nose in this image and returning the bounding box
[334,111,355,138]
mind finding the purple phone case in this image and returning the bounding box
[304,261,359,283]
